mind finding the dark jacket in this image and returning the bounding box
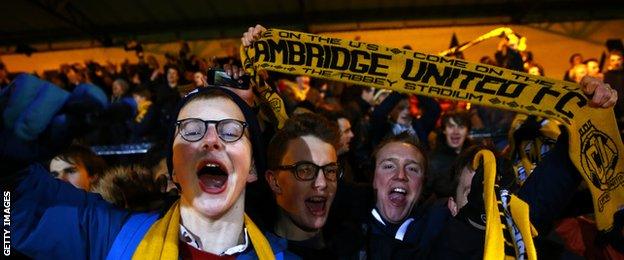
[367,200,452,259]
[426,137,472,198]
[426,131,583,259]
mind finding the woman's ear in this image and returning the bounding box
[265,170,281,194]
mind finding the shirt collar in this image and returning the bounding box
[179,224,250,256]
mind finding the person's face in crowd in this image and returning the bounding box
[153,158,177,193]
[147,55,159,69]
[167,68,180,86]
[573,64,588,83]
[268,135,338,231]
[391,99,412,126]
[528,66,541,76]
[587,61,601,76]
[448,165,476,216]
[609,54,623,70]
[50,157,92,191]
[361,87,375,105]
[112,81,124,98]
[193,72,206,87]
[65,68,81,85]
[296,76,311,92]
[444,118,469,153]
[373,142,425,223]
[172,97,256,219]
[0,68,7,81]
[571,54,583,66]
[132,93,146,104]
[337,118,354,155]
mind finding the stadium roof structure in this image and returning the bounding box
[1,0,623,52]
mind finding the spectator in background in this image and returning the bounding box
[323,110,356,182]
[526,62,545,76]
[370,91,441,149]
[564,53,584,82]
[604,50,624,135]
[264,113,341,257]
[151,65,183,140]
[128,87,157,142]
[49,144,108,191]
[0,62,12,89]
[571,63,589,84]
[585,58,604,80]
[193,70,207,88]
[111,78,135,105]
[427,111,473,198]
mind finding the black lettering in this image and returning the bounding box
[454,60,467,68]
[305,43,325,67]
[349,41,362,48]
[474,75,503,94]
[349,50,370,73]
[330,46,351,70]
[496,81,527,98]
[366,44,380,51]
[555,92,586,119]
[445,68,461,87]
[370,53,391,76]
[323,45,332,68]
[532,87,561,105]
[401,59,427,82]
[459,70,484,90]
[422,63,453,86]
[253,40,272,62]
[268,39,288,63]
[413,52,427,60]
[287,40,305,65]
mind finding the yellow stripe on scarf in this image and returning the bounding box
[133,200,275,259]
[241,28,624,231]
[473,150,537,260]
[133,200,181,259]
[244,214,276,260]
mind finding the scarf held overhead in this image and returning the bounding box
[241,28,624,232]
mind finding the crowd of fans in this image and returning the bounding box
[2,25,623,259]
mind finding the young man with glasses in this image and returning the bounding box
[264,112,342,258]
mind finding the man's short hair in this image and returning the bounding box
[322,110,348,123]
[372,132,428,176]
[56,144,107,179]
[441,111,472,130]
[267,113,340,169]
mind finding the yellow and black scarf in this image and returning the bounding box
[133,200,275,259]
[240,27,624,236]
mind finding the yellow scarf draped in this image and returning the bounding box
[133,200,275,259]
[241,28,624,232]
[135,100,152,123]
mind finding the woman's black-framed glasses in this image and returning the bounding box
[176,118,247,143]
[275,161,342,182]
